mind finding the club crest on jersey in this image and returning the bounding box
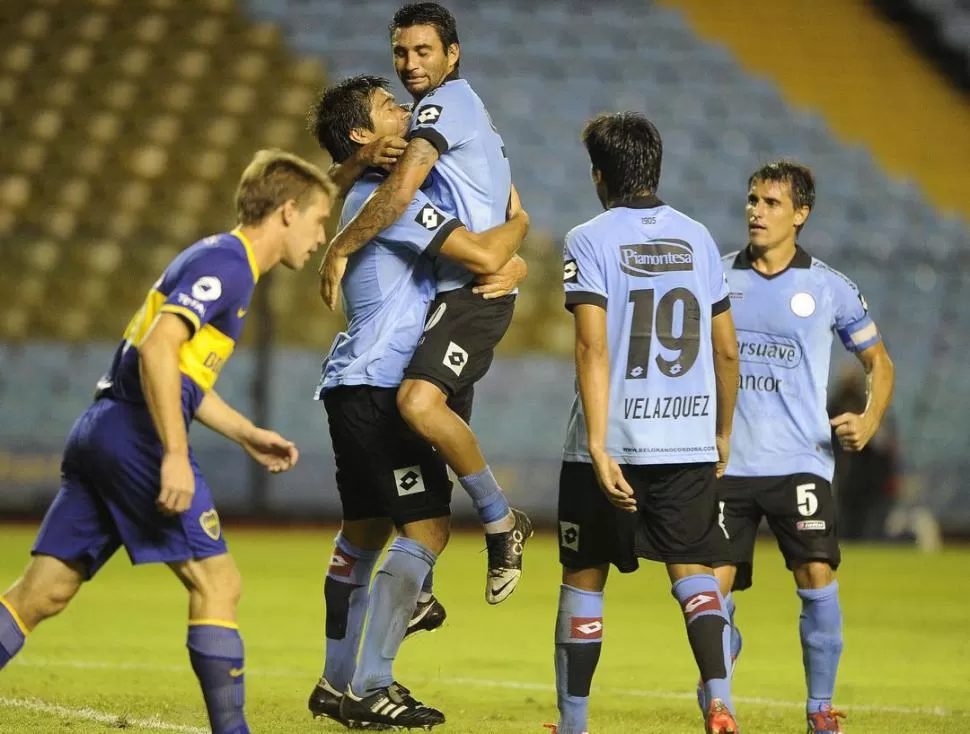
[416,204,443,231]
[199,509,221,541]
[790,292,816,318]
[563,259,578,283]
[619,239,693,277]
[415,104,443,125]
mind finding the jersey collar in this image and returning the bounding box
[733,244,811,279]
[231,228,261,283]
[608,194,665,209]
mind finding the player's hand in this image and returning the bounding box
[472,255,527,299]
[715,433,731,478]
[507,184,524,220]
[241,427,299,473]
[318,246,347,311]
[830,412,876,452]
[357,135,407,171]
[157,451,195,515]
[590,447,636,513]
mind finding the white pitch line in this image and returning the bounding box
[10,656,958,718]
[0,696,208,733]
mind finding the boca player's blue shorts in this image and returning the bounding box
[32,398,227,578]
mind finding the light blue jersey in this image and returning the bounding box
[562,196,731,465]
[409,77,511,293]
[315,172,459,395]
[724,246,881,481]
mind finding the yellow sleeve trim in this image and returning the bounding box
[0,595,30,635]
[159,304,202,333]
[188,618,239,630]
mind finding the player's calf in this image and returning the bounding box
[554,570,606,734]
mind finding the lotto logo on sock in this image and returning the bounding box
[571,617,603,640]
[683,592,721,620]
[328,548,356,578]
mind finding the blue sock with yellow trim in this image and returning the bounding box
[187,621,249,734]
[0,596,28,670]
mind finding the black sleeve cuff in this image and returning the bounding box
[424,218,462,259]
[712,295,731,316]
[409,127,449,156]
[565,291,608,312]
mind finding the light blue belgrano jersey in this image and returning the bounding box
[724,246,880,481]
[562,197,731,465]
[409,77,511,293]
[315,173,459,395]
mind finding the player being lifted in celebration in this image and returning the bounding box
[318,2,533,605]
[553,112,741,734]
[0,150,333,734]
[708,161,894,734]
[306,75,529,729]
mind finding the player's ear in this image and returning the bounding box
[591,168,604,186]
[447,43,460,70]
[349,127,373,146]
[793,206,810,229]
[280,198,298,226]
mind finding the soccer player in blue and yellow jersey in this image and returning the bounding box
[306,75,528,730]
[319,3,533,606]
[0,150,335,734]
[708,161,895,734]
[552,113,741,734]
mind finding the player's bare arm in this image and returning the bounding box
[438,208,529,275]
[711,309,740,477]
[473,255,528,299]
[573,303,636,512]
[195,390,299,473]
[138,313,195,515]
[831,339,895,452]
[319,137,440,309]
[328,135,408,197]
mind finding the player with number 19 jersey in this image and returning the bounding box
[562,195,730,465]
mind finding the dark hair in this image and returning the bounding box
[390,3,460,71]
[307,75,390,163]
[581,112,663,202]
[748,160,815,232]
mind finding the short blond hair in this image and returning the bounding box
[235,149,337,225]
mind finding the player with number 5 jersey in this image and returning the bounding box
[706,161,896,734]
[552,112,741,734]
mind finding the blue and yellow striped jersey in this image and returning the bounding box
[95,229,259,422]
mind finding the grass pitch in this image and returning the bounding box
[0,525,968,733]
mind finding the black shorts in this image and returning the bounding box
[404,284,515,397]
[718,473,840,591]
[558,461,731,572]
[323,386,452,526]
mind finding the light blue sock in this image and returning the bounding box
[458,466,511,526]
[323,534,381,691]
[350,537,436,695]
[672,574,734,715]
[725,592,743,663]
[0,597,28,670]
[418,568,434,603]
[555,585,604,734]
[187,623,249,734]
[798,581,843,714]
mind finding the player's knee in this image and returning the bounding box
[341,518,394,551]
[400,516,451,555]
[397,380,444,430]
[793,560,834,589]
[12,557,84,624]
[183,555,243,608]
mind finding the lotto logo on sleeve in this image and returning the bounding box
[570,616,603,640]
[416,204,443,231]
[415,104,443,125]
[682,591,722,621]
[563,259,578,284]
[394,466,427,497]
[327,548,356,578]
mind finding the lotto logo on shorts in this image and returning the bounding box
[328,548,356,578]
[571,616,603,640]
[443,341,468,376]
[394,466,427,497]
[682,592,722,621]
[796,520,827,531]
[559,521,580,551]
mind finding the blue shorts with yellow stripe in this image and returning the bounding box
[32,398,227,578]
